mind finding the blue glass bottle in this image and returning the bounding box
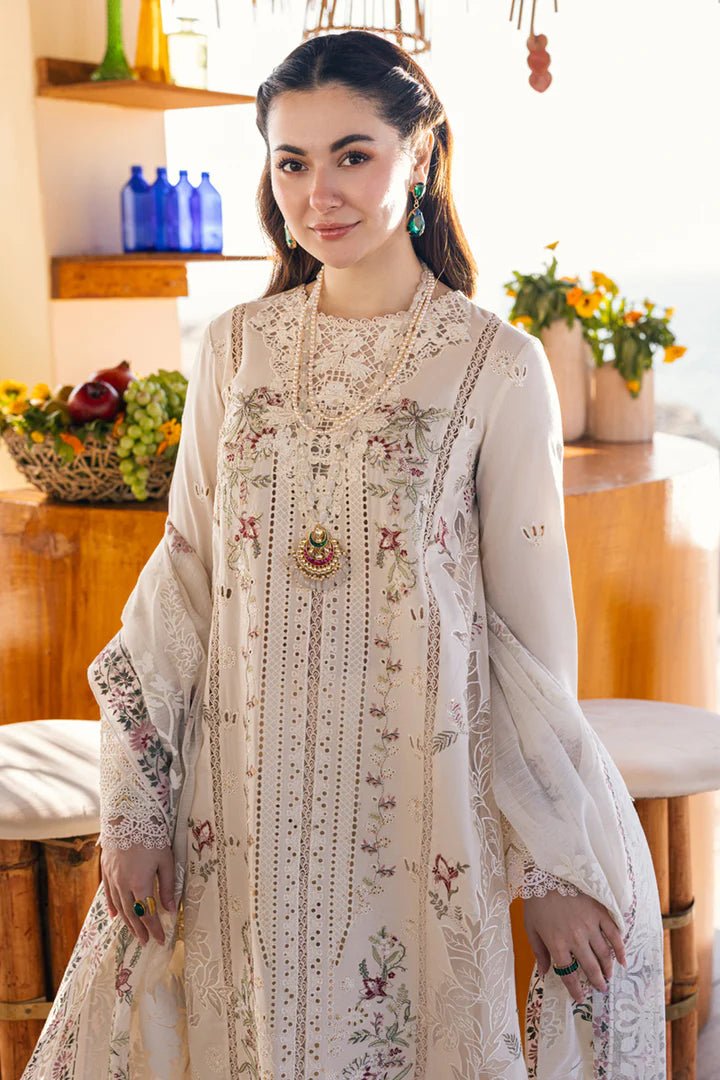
[190,171,223,252]
[121,165,154,251]
[174,170,196,252]
[151,166,179,250]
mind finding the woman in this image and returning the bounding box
[23,29,665,1080]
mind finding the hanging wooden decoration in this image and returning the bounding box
[302,1,431,55]
[509,0,556,92]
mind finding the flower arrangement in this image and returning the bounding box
[505,242,687,398]
[0,362,187,502]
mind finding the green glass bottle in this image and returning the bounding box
[91,0,136,82]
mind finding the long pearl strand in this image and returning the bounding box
[291,262,438,435]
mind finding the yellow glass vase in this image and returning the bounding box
[134,0,171,83]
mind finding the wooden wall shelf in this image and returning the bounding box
[36,58,255,110]
[51,253,271,299]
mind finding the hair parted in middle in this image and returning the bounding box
[254,29,478,300]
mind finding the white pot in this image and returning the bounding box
[539,319,588,442]
[588,364,655,442]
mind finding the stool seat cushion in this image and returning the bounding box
[581,698,720,798]
[0,719,100,840]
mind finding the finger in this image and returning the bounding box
[107,877,125,923]
[590,929,616,982]
[157,850,177,914]
[525,925,551,975]
[143,910,166,946]
[139,887,166,945]
[573,939,608,994]
[118,890,150,945]
[551,950,587,1004]
[101,870,117,918]
[600,917,627,968]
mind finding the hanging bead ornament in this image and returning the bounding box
[509,0,555,93]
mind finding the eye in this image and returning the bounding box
[274,150,369,173]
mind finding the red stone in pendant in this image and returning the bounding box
[292,523,343,581]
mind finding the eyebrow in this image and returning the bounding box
[272,134,376,156]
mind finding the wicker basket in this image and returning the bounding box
[2,428,175,503]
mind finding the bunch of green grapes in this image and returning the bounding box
[114,371,187,500]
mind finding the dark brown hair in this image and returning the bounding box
[254,29,477,299]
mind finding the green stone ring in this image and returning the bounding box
[553,957,580,976]
[132,900,146,918]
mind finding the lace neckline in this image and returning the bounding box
[295,281,466,325]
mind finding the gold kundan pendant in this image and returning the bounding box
[292,523,344,582]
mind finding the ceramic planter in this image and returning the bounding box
[539,318,588,442]
[588,363,655,442]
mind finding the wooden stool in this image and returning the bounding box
[581,698,720,1080]
[0,719,101,1080]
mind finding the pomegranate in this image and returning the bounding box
[88,360,135,397]
[67,381,121,424]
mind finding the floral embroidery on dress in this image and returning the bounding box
[521,523,545,545]
[488,347,528,385]
[339,926,417,1080]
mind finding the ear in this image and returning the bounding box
[413,128,435,180]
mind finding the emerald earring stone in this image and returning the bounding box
[413,182,425,199]
[408,210,425,236]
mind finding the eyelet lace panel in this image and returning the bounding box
[246,285,473,407]
[98,716,171,850]
[500,809,580,900]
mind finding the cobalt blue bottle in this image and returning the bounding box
[151,166,179,251]
[190,171,223,252]
[174,170,196,252]
[121,165,154,251]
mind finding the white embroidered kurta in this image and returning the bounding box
[22,280,666,1080]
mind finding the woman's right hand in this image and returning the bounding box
[101,843,176,946]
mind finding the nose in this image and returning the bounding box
[307,165,343,212]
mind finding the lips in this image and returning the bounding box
[313,222,358,234]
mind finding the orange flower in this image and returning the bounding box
[505,287,517,298]
[625,379,641,394]
[30,430,45,443]
[566,287,584,307]
[623,310,644,326]
[59,432,85,456]
[155,418,181,457]
[545,241,560,250]
[8,399,29,415]
[512,315,533,328]
[591,270,617,293]
[664,306,675,319]
[112,411,125,439]
[663,345,687,363]
[574,291,603,318]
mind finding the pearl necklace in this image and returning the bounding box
[290,262,438,585]
[291,263,438,434]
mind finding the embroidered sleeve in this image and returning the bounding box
[500,810,579,900]
[476,335,588,896]
[91,315,236,853]
[476,335,578,696]
[98,717,170,850]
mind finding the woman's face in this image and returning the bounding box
[267,83,432,267]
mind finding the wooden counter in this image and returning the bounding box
[1,432,719,1030]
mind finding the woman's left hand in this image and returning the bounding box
[523,890,628,1004]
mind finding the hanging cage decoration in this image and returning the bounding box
[302,1,431,56]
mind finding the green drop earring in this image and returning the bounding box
[284,221,297,249]
[407,181,426,237]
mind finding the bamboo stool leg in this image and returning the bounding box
[667,796,698,1080]
[636,797,672,1080]
[42,837,101,994]
[0,839,47,1080]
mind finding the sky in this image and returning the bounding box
[165,0,720,430]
